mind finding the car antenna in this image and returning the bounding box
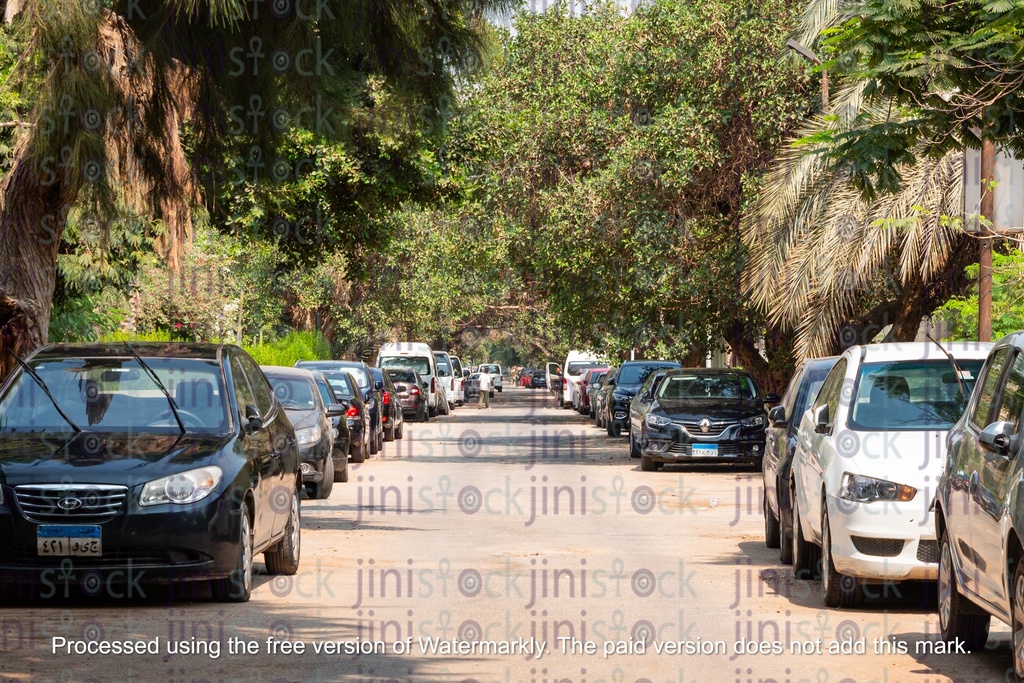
[123,341,186,435]
[926,334,968,402]
[4,348,81,432]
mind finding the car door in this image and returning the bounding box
[970,350,1024,607]
[239,354,291,539]
[228,353,275,549]
[798,358,846,541]
[948,346,1011,595]
[764,365,803,517]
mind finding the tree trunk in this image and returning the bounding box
[723,319,795,396]
[0,144,71,379]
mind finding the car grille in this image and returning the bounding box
[15,485,128,523]
[667,443,740,456]
[916,540,940,564]
[851,536,904,558]
[677,420,735,437]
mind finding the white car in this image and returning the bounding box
[562,350,603,407]
[434,351,458,411]
[449,355,466,405]
[478,364,502,394]
[377,342,442,417]
[791,341,992,607]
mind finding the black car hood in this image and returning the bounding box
[614,383,642,395]
[0,431,234,487]
[654,399,762,420]
[286,409,320,430]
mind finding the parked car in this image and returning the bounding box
[936,334,1024,665]
[602,360,682,436]
[761,356,838,563]
[576,367,609,414]
[262,366,345,498]
[449,355,466,405]
[478,364,503,394]
[531,370,547,389]
[433,351,458,413]
[546,362,562,398]
[320,370,372,463]
[296,360,383,456]
[594,368,617,429]
[311,371,352,481]
[0,342,301,602]
[636,368,773,471]
[561,351,604,408]
[585,370,609,418]
[791,341,990,608]
[464,373,482,402]
[369,367,405,441]
[627,369,673,452]
[377,343,443,417]
[386,369,428,422]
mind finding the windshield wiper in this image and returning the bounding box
[926,334,968,404]
[123,341,185,434]
[5,348,80,432]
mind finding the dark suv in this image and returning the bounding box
[601,360,681,437]
[296,361,383,456]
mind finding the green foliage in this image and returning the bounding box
[935,248,1024,341]
[243,331,333,367]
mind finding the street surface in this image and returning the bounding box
[0,387,1013,682]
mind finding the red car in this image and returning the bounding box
[576,367,609,414]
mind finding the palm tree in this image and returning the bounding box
[0,0,512,377]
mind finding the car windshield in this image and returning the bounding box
[658,373,757,400]
[380,356,431,376]
[567,361,600,376]
[435,357,452,377]
[266,375,317,410]
[849,360,983,431]
[387,370,417,383]
[0,357,229,434]
[617,363,677,385]
[321,372,356,400]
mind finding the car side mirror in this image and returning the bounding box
[325,403,347,418]
[768,405,787,428]
[813,405,830,434]
[765,393,781,404]
[979,420,1017,456]
[244,405,263,434]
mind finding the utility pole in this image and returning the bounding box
[979,138,995,342]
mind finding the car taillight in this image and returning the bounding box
[383,391,391,405]
[562,378,567,388]
[410,386,421,395]
[346,406,359,417]
[431,377,436,392]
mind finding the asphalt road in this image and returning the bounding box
[0,386,1015,682]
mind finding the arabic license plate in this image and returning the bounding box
[37,525,102,557]
[691,444,719,458]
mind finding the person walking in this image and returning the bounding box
[478,371,491,408]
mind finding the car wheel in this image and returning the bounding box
[429,404,438,417]
[779,503,794,565]
[1012,555,1024,681]
[821,506,863,608]
[764,496,780,549]
[396,423,404,439]
[213,503,253,603]
[265,487,301,575]
[335,456,349,483]
[318,457,334,499]
[629,431,641,459]
[369,429,379,455]
[938,529,990,651]
[497,387,502,393]
[791,494,821,580]
[640,454,657,471]
[606,420,620,437]
[420,404,429,422]
[385,424,396,442]
[350,434,366,463]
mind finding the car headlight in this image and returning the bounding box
[839,472,916,503]
[741,415,765,428]
[646,414,672,428]
[140,466,223,507]
[295,425,322,447]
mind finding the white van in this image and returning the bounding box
[377,343,442,417]
[449,355,466,405]
[434,351,458,411]
[562,350,603,407]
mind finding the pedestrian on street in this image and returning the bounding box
[478,372,491,408]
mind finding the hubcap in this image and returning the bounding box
[792,506,800,566]
[290,493,300,563]
[240,514,252,593]
[822,517,831,593]
[1015,573,1024,676]
[938,541,952,632]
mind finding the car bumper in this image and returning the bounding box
[298,444,327,482]
[642,426,764,462]
[825,494,937,581]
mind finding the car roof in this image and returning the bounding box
[665,367,753,377]
[619,360,679,367]
[853,341,993,363]
[30,342,226,361]
[261,365,315,379]
[296,360,366,369]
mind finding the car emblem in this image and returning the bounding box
[698,418,712,434]
[57,497,83,511]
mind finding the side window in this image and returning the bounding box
[238,354,274,417]
[995,352,1024,433]
[972,348,1010,428]
[780,367,802,419]
[230,355,257,416]
[814,359,847,426]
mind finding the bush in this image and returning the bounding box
[243,331,333,367]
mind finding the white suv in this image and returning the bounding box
[478,364,502,394]
[791,341,991,607]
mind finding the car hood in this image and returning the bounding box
[0,431,234,487]
[840,429,949,489]
[654,399,762,420]
[286,409,320,431]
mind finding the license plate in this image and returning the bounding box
[37,525,102,557]
[691,444,719,457]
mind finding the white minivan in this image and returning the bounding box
[449,355,466,405]
[434,351,458,411]
[562,350,603,407]
[377,343,443,417]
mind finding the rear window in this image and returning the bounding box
[322,372,356,399]
[380,356,431,376]
[387,370,418,383]
[567,361,601,376]
[849,360,983,431]
[479,364,500,374]
[658,374,757,400]
[450,358,464,375]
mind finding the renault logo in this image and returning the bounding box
[57,497,83,511]
[698,418,712,434]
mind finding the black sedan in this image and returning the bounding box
[637,368,773,471]
[370,367,405,441]
[0,342,301,602]
[601,360,681,437]
[311,371,352,483]
[627,369,673,457]
[263,366,346,499]
[320,371,371,463]
[296,361,383,456]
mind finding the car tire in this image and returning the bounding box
[938,529,990,652]
[396,423,404,439]
[335,456,349,483]
[606,420,620,437]
[640,454,657,471]
[779,504,794,565]
[265,487,300,576]
[369,429,379,455]
[629,431,641,459]
[821,506,863,608]
[497,387,502,393]
[764,496,780,549]
[213,503,253,603]
[318,457,334,499]
[350,434,366,463]
[1012,554,1024,681]
[429,405,438,418]
[420,404,429,422]
[791,496,821,580]
[385,424,396,442]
